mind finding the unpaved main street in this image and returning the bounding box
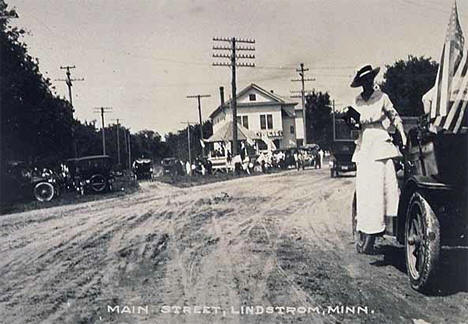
[0,169,467,324]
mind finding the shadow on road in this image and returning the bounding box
[370,244,468,296]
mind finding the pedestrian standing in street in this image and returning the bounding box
[349,65,407,241]
[293,150,299,170]
[318,149,324,169]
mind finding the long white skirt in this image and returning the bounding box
[356,158,399,234]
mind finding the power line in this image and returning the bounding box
[212,36,255,156]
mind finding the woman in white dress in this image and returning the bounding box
[349,65,407,239]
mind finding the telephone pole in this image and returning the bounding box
[186,94,211,156]
[127,129,132,170]
[56,66,84,111]
[291,63,315,145]
[56,65,84,158]
[112,119,123,167]
[94,107,112,155]
[181,122,197,172]
[213,37,255,155]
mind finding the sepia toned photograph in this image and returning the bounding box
[0,0,467,323]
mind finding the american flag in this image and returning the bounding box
[427,1,468,133]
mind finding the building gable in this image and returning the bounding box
[209,83,297,119]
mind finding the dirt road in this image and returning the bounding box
[1,169,467,324]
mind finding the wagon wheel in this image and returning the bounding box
[33,182,55,202]
[89,174,107,193]
[405,191,440,292]
[352,191,375,254]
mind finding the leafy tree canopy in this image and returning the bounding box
[380,55,438,116]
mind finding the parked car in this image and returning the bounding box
[162,157,183,176]
[66,155,114,195]
[330,141,356,177]
[132,158,153,180]
[353,118,468,292]
[1,161,60,203]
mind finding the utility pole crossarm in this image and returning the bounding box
[212,36,255,155]
[56,65,84,109]
[291,78,316,82]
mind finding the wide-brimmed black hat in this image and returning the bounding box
[350,65,380,88]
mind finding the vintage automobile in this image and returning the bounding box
[132,158,153,180]
[162,157,183,176]
[66,155,114,195]
[352,118,468,292]
[298,144,320,168]
[1,161,60,203]
[329,141,356,177]
[330,110,358,177]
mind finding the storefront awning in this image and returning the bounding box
[206,121,261,143]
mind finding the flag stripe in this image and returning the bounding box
[442,54,468,129]
[429,1,466,133]
[454,99,468,132]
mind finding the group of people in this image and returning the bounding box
[292,149,324,170]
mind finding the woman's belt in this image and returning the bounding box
[361,122,384,130]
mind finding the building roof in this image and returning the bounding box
[209,83,298,119]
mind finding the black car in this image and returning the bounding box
[66,155,114,195]
[330,141,356,177]
[162,157,183,176]
[132,158,153,180]
[1,161,60,203]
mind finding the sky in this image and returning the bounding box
[6,0,468,136]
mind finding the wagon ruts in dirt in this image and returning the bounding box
[352,117,468,293]
[66,155,115,195]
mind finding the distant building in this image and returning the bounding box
[209,83,303,150]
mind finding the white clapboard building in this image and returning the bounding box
[209,83,303,150]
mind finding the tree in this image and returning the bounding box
[380,55,438,116]
[0,0,74,166]
[164,121,212,162]
[305,91,333,150]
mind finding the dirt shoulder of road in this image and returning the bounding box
[1,168,466,324]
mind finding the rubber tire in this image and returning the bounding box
[89,174,107,193]
[352,192,375,254]
[405,191,440,293]
[33,182,55,202]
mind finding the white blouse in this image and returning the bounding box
[352,90,402,162]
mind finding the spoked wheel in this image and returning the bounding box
[405,192,440,292]
[352,191,375,254]
[89,174,107,193]
[33,182,55,202]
